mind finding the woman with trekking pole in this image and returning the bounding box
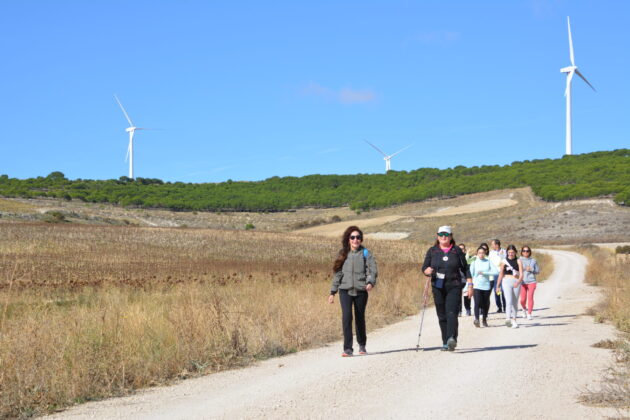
[329,226,378,357]
[496,245,523,328]
[519,246,539,320]
[421,226,472,351]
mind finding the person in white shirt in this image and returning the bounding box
[488,239,506,313]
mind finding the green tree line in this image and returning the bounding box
[1,149,628,211]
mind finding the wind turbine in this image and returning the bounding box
[364,140,412,172]
[560,16,595,156]
[114,94,146,179]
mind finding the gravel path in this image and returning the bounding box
[47,250,617,420]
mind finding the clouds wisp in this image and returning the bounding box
[301,82,376,104]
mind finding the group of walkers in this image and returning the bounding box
[328,225,540,356]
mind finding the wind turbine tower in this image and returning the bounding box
[364,140,412,172]
[114,94,146,179]
[560,16,595,155]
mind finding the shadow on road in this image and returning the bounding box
[456,344,538,353]
[533,314,576,320]
[365,346,443,356]
[522,322,569,328]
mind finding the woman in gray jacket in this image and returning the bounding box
[519,246,540,320]
[329,226,378,357]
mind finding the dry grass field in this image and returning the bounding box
[0,223,426,418]
[579,245,630,411]
[1,188,622,417]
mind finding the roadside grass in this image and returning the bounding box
[0,223,426,418]
[577,245,630,412]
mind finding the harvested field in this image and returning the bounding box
[0,223,425,418]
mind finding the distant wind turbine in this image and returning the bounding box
[364,140,412,172]
[114,94,147,179]
[560,16,596,156]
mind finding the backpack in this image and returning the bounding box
[362,248,370,275]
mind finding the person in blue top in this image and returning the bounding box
[469,246,499,327]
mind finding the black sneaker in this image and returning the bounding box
[473,319,480,328]
[447,337,457,351]
[496,308,503,314]
[482,318,489,327]
[358,345,367,355]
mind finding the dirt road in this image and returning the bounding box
[49,250,617,419]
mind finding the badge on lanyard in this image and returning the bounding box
[442,256,449,262]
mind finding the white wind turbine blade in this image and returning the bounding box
[364,140,388,157]
[565,69,574,97]
[389,144,413,158]
[114,94,135,127]
[575,69,596,92]
[567,16,575,66]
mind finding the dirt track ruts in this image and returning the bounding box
[47,250,617,420]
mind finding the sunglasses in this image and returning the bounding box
[437,232,451,237]
[522,249,531,253]
[349,235,363,240]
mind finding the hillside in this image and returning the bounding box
[0,149,628,212]
[2,187,629,245]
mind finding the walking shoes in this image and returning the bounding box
[446,337,457,351]
[342,349,353,357]
[473,319,480,328]
[358,346,367,355]
[505,319,512,328]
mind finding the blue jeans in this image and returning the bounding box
[491,279,506,311]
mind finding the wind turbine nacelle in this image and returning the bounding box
[125,127,136,132]
[560,66,575,73]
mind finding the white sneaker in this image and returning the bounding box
[527,313,532,320]
[511,319,519,328]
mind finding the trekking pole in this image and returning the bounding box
[416,277,431,350]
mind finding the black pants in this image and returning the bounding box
[462,295,471,312]
[339,289,368,351]
[473,288,492,320]
[432,281,461,345]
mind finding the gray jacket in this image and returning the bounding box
[519,257,539,284]
[330,247,378,296]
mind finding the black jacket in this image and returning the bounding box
[422,245,471,286]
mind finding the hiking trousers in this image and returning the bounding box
[339,289,368,351]
[473,288,492,320]
[432,281,461,344]
[520,283,537,314]
[501,277,520,320]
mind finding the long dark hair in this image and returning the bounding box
[333,225,363,273]
[506,244,518,259]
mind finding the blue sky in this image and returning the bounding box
[0,1,628,183]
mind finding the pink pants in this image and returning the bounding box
[520,283,537,314]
